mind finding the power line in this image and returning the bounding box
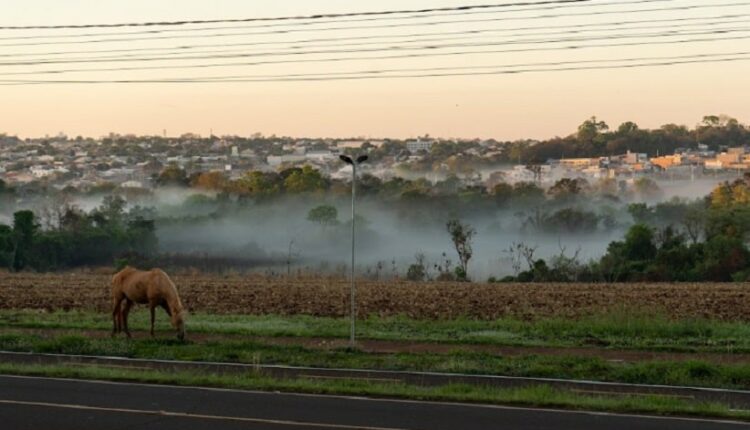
[70,51,750,81]
[0,0,672,41]
[2,14,744,61]
[1,0,745,86]
[2,27,747,67]
[0,0,596,30]
[3,32,747,77]
[1,0,741,48]
[3,53,748,84]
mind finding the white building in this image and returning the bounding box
[239,149,256,158]
[506,165,536,183]
[406,139,434,153]
[30,166,68,178]
[305,150,335,161]
[337,140,366,150]
[267,154,306,167]
[120,180,144,189]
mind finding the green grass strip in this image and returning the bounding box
[2,331,750,390]
[3,309,750,353]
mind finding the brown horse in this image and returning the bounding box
[111,266,186,340]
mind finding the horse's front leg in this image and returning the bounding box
[149,302,156,337]
[111,297,123,337]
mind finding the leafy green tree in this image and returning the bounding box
[378,177,411,199]
[12,210,39,271]
[284,165,328,193]
[0,224,13,269]
[632,177,662,200]
[232,171,281,199]
[126,217,158,257]
[541,208,600,234]
[623,224,657,261]
[548,178,588,203]
[701,235,750,281]
[492,182,514,207]
[617,121,639,135]
[95,195,127,227]
[307,205,339,227]
[577,116,609,143]
[627,203,653,224]
[596,224,657,281]
[156,163,189,187]
[357,174,383,197]
[192,171,226,190]
[434,175,462,195]
[512,182,545,205]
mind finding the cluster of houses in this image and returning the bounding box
[0,135,396,191]
[502,144,738,186]
[0,133,746,193]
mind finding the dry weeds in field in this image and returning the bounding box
[1,273,750,320]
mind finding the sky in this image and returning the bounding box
[0,0,749,140]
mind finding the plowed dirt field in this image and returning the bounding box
[2,272,750,320]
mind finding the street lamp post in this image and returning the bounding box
[339,154,368,347]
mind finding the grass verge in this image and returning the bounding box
[2,331,750,390]
[0,362,747,421]
[2,309,750,353]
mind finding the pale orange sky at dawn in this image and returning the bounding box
[1,0,749,140]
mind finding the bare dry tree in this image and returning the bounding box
[446,218,476,280]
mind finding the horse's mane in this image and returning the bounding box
[153,268,185,315]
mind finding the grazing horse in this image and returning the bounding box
[111,266,186,340]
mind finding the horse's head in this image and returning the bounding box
[172,309,186,341]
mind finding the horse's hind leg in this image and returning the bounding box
[111,297,123,337]
[149,302,157,337]
[122,300,133,339]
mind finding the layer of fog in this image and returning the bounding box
[0,176,728,279]
[153,195,627,280]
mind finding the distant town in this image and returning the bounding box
[2,116,749,194]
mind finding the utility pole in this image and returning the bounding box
[339,154,368,347]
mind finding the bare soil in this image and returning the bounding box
[2,272,750,321]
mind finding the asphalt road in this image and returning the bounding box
[0,375,748,430]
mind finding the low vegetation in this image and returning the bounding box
[4,310,750,390]
[3,330,750,390]
[3,309,750,353]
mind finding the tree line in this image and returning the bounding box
[6,170,750,281]
[0,195,157,271]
